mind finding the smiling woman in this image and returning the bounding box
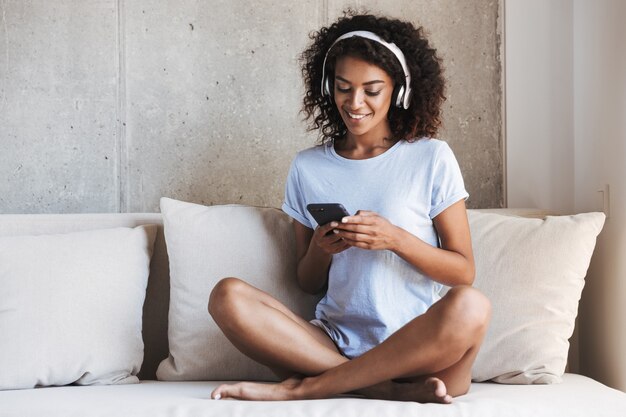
[300,13,446,146]
[333,56,394,156]
[207,10,488,403]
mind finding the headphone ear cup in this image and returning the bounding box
[324,77,334,101]
[392,84,405,108]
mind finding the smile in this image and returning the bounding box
[346,111,371,120]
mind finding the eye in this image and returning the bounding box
[336,86,351,93]
[365,90,381,97]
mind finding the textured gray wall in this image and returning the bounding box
[0,0,502,214]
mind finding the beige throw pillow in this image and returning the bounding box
[156,198,319,381]
[469,211,605,384]
[0,225,157,390]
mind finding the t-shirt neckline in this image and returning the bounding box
[328,139,404,163]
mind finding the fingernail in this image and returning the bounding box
[341,217,348,223]
[214,393,221,400]
[330,222,338,227]
[333,229,339,234]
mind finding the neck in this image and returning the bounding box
[336,133,396,159]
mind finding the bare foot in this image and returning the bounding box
[211,375,452,403]
[357,377,453,403]
[211,376,306,401]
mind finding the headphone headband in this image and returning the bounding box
[320,30,412,109]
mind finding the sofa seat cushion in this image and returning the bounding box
[1,374,624,417]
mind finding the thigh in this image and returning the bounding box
[211,277,345,376]
[236,280,340,354]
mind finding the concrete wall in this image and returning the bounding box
[0,0,503,214]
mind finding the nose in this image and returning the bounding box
[347,89,364,108]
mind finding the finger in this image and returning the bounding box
[317,233,346,254]
[316,221,339,235]
[328,237,343,246]
[335,230,372,245]
[330,241,352,254]
[324,226,346,240]
[335,222,377,237]
[345,240,373,250]
[322,221,340,231]
[340,239,372,251]
[329,239,350,251]
[340,215,376,225]
[334,223,368,233]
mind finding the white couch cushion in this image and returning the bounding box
[157,198,319,381]
[0,225,157,390]
[469,211,605,383]
[1,374,625,417]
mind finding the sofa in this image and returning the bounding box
[1,197,625,417]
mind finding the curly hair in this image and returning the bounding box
[300,11,446,144]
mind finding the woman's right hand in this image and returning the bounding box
[312,221,351,255]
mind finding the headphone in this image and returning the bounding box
[320,30,413,110]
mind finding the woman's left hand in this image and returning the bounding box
[333,210,400,251]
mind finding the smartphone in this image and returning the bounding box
[307,203,351,226]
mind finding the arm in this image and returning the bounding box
[333,199,475,287]
[293,220,351,294]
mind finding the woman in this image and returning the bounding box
[208,11,490,403]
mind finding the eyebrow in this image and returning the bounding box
[335,75,386,86]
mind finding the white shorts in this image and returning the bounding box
[309,318,348,357]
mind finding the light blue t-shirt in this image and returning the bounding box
[281,138,469,358]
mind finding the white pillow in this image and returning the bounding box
[0,225,157,390]
[469,211,605,384]
[156,198,319,381]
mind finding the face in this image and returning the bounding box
[333,55,394,141]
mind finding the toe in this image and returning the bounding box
[425,377,450,403]
[211,383,239,400]
[210,386,223,400]
[434,381,446,397]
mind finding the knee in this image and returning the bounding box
[208,277,248,320]
[440,286,491,334]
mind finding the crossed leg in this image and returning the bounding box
[207,277,490,402]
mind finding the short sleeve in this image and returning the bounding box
[281,157,314,229]
[429,142,469,219]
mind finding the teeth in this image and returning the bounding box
[348,112,368,120]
